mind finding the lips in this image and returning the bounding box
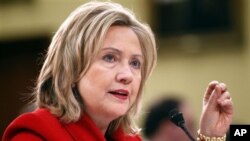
[108,89,129,100]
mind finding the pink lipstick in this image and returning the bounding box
[108,89,129,100]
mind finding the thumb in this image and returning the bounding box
[203,81,219,105]
[207,85,221,108]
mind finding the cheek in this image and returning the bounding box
[132,76,142,97]
[135,74,142,89]
[79,65,114,93]
[84,65,108,84]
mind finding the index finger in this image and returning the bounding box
[203,80,219,104]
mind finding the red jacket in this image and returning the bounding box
[2,108,142,141]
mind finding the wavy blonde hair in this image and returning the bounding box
[34,1,157,135]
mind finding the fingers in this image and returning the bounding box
[203,81,219,104]
[217,90,233,115]
[217,91,230,103]
[204,81,233,115]
[218,98,233,108]
[207,84,223,106]
[203,81,228,106]
[218,83,227,93]
[218,98,234,115]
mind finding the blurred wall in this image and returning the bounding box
[142,0,250,129]
[0,0,249,138]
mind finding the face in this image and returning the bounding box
[77,26,143,121]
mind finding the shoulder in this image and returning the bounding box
[2,108,72,141]
[5,108,57,127]
[112,127,142,141]
[127,134,142,141]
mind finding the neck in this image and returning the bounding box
[86,112,113,134]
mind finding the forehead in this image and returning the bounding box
[103,26,141,50]
[106,25,136,35]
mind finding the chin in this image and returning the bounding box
[108,108,128,119]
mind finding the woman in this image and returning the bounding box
[2,1,233,141]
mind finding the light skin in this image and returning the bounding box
[77,26,143,134]
[200,81,233,137]
[77,26,233,137]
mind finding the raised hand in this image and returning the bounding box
[199,81,233,137]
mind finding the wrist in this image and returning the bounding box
[197,129,226,141]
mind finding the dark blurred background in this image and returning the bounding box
[0,36,49,136]
[153,0,232,36]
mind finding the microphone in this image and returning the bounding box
[169,108,196,141]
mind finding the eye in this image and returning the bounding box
[130,59,141,69]
[103,54,116,63]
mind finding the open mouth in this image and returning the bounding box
[108,90,129,100]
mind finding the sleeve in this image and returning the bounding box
[2,109,72,141]
[9,131,44,141]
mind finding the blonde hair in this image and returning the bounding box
[34,1,157,135]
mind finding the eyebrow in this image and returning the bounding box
[101,47,143,59]
[101,47,121,54]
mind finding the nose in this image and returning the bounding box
[116,64,133,85]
